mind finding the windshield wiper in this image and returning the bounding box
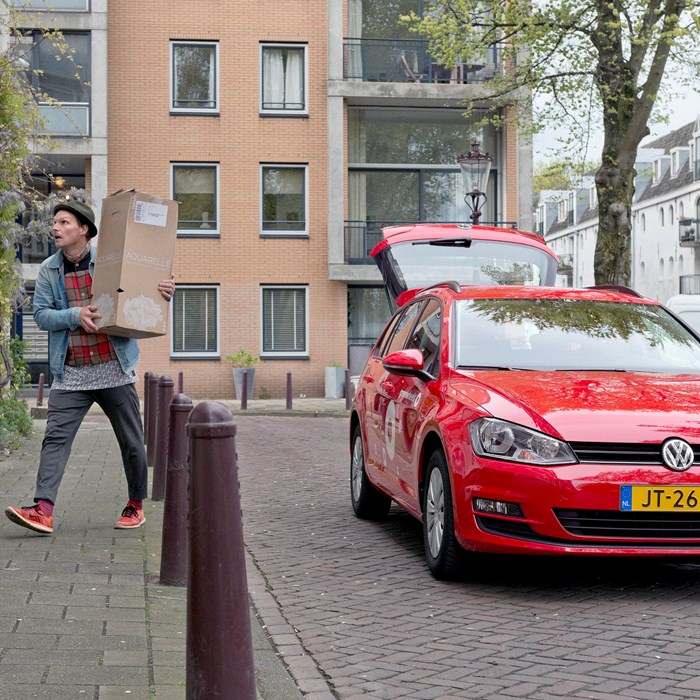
[413,238,472,248]
[458,365,533,371]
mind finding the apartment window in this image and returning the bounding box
[171,41,219,113]
[261,165,307,234]
[660,207,665,226]
[172,163,219,234]
[9,0,88,9]
[261,286,308,356]
[261,44,306,114]
[13,31,91,135]
[171,286,219,357]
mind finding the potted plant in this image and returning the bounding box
[226,350,259,399]
[324,360,346,399]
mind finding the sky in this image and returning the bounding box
[533,92,700,165]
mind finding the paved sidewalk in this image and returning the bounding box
[0,406,324,699]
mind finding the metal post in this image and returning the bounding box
[146,373,159,466]
[286,372,293,410]
[152,375,174,502]
[186,402,255,699]
[37,373,45,408]
[160,393,193,586]
[178,370,184,394]
[143,371,153,445]
[345,369,352,410]
[240,369,248,410]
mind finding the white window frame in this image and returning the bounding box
[170,285,220,358]
[170,162,220,236]
[260,285,309,358]
[260,164,309,236]
[170,40,219,114]
[260,43,308,116]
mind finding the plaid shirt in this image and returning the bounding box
[64,268,117,367]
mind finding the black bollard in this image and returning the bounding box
[152,375,174,502]
[178,370,184,394]
[143,371,153,446]
[186,402,255,699]
[146,373,160,466]
[240,369,248,410]
[36,373,45,408]
[160,393,193,586]
[286,372,293,410]
[345,369,352,410]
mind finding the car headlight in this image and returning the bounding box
[469,418,576,465]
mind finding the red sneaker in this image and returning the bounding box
[114,504,145,529]
[5,505,53,534]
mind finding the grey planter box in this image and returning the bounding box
[324,367,345,399]
[232,368,256,399]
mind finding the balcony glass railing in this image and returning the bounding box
[679,218,700,246]
[8,0,88,9]
[343,38,502,84]
[344,220,518,264]
[39,103,89,136]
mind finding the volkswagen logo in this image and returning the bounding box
[661,438,695,472]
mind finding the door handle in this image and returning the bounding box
[381,381,395,393]
[363,375,374,383]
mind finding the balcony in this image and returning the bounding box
[679,218,700,246]
[343,38,501,84]
[344,220,518,264]
[39,103,89,137]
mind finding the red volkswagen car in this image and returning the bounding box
[350,280,700,579]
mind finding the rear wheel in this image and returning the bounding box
[423,449,463,579]
[350,425,391,520]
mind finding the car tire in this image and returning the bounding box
[350,425,391,520]
[423,449,463,580]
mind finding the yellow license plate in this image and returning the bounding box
[620,485,700,511]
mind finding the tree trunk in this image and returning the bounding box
[593,159,635,286]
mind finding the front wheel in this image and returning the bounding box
[350,425,391,520]
[422,449,463,579]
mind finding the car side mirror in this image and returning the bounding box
[382,348,432,381]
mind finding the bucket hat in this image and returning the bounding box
[53,199,97,238]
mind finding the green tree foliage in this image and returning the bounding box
[406,1,700,285]
[0,9,85,452]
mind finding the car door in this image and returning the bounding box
[389,298,443,510]
[365,300,425,495]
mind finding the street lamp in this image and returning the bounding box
[457,142,492,225]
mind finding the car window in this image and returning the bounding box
[454,298,700,373]
[373,312,402,358]
[383,301,424,357]
[405,298,442,377]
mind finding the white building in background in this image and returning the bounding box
[538,116,700,302]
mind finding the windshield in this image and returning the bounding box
[384,239,558,293]
[454,298,700,373]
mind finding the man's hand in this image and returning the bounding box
[159,275,176,301]
[79,305,102,333]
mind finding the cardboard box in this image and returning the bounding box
[91,189,177,338]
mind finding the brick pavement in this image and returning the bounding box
[4,408,700,699]
[234,414,700,700]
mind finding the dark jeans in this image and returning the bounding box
[35,383,148,504]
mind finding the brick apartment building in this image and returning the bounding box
[13,0,532,398]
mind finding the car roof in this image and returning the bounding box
[373,223,557,259]
[411,283,661,306]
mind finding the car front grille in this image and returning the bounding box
[554,509,700,539]
[568,442,700,465]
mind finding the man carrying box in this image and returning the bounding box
[5,199,175,535]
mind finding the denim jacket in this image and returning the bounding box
[33,247,140,382]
